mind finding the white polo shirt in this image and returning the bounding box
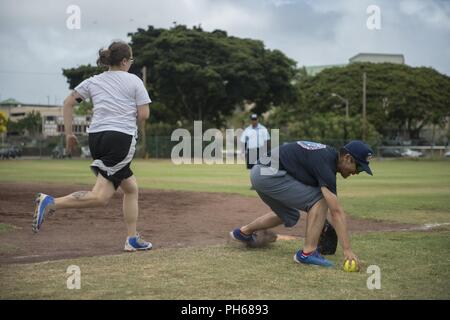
[75,71,151,136]
[240,124,270,149]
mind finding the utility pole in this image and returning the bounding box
[41,114,45,138]
[141,66,148,159]
[362,72,367,141]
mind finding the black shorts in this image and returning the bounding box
[88,131,136,190]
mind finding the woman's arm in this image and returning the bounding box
[137,104,150,124]
[63,91,82,154]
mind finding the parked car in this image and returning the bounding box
[52,145,71,159]
[444,151,450,158]
[380,148,403,157]
[401,148,424,158]
[9,146,22,158]
[0,146,22,159]
[0,147,10,159]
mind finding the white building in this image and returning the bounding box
[349,53,405,64]
[304,52,406,76]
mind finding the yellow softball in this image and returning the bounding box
[343,259,359,272]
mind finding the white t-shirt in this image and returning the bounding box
[240,124,270,149]
[75,71,151,136]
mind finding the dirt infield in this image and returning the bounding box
[0,182,414,264]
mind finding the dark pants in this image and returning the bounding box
[246,147,261,169]
[246,145,272,170]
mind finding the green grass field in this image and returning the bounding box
[0,159,449,299]
[1,159,449,224]
[1,231,449,300]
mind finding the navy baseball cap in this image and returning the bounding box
[250,113,258,120]
[343,140,374,175]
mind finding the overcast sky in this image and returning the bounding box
[1,0,449,105]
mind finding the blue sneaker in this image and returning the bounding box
[293,249,334,268]
[32,193,55,233]
[124,233,153,252]
[229,228,255,244]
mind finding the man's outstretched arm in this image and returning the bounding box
[321,186,359,263]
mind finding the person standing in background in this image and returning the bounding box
[241,114,270,170]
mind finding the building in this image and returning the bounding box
[304,64,346,76]
[349,53,405,64]
[0,99,90,137]
[303,52,405,76]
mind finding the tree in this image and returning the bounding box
[267,109,381,147]
[274,63,450,141]
[62,25,298,129]
[74,100,93,116]
[7,111,42,136]
[0,112,7,134]
[62,65,105,90]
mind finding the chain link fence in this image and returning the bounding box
[2,134,448,160]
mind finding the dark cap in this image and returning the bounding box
[250,113,258,120]
[343,140,374,175]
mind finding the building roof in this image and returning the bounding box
[349,52,405,62]
[0,102,62,108]
[0,98,22,105]
[304,64,347,76]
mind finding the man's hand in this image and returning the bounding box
[343,249,360,266]
[66,134,79,154]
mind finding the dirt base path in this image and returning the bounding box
[0,183,414,264]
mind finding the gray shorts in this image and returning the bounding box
[250,165,323,227]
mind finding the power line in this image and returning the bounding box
[0,70,63,76]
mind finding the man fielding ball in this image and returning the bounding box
[230,140,374,268]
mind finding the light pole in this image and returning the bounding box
[331,93,349,142]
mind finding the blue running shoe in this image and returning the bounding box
[229,228,255,244]
[32,193,55,233]
[293,249,334,268]
[124,233,153,252]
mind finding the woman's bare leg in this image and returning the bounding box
[51,174,115,210]
[119,175,139,237]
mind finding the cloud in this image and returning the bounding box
[0,0,449,105]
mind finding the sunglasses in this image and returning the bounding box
[356,163,364,173]
[351,156,364,173]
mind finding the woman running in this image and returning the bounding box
[32,41,152,252]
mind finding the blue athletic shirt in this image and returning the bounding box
[278,141,338,195]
